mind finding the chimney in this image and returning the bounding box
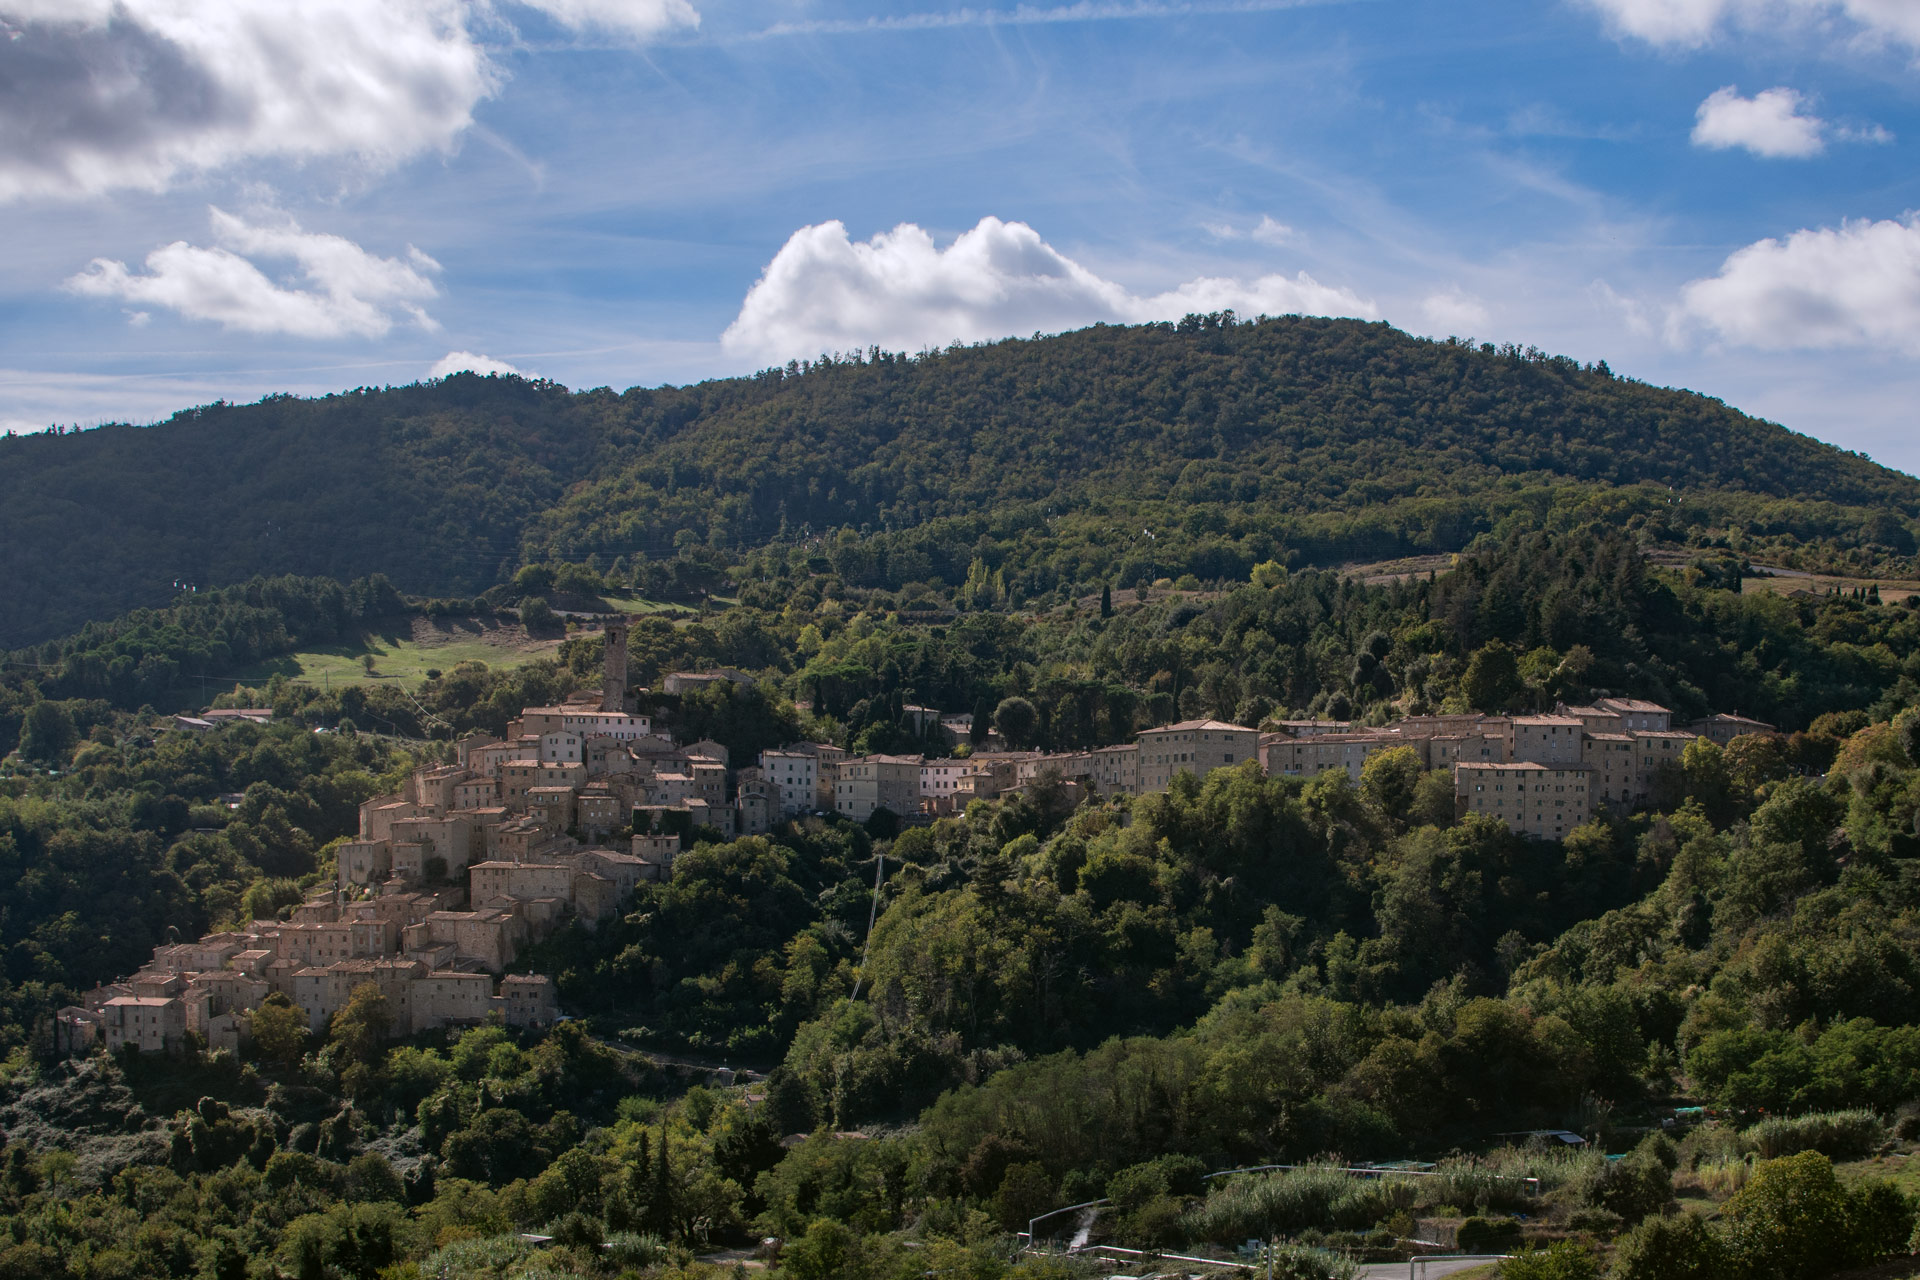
[602,620,630,712]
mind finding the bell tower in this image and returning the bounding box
[602,620,630,712]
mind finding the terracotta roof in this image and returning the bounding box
[1596,698,1671,713]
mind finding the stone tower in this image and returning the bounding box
[602,620,630,712]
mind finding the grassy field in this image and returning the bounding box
[1841,1151,1920,1198]
[1743,567,1920,605]
[599,595,691,616]
[574,594,737,617]
[229,616,564,690]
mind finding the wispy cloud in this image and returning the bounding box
[1419,289,1490,335]
[1204,214,1297,245]
[744,0,1354,40]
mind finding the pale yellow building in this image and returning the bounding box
[1455,762,1593,839]
[1136,720,1258,793]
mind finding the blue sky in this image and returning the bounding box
[4,0,1919,473]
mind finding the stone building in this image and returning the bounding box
[1136,720,1259,793]
[1456,762,1593,840]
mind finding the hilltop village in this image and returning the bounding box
[60,621,1777,1059]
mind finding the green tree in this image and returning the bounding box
[995,1162,1056,1233]
[329,982,391,1067]
[250,992,308,1065]
[343,1153,405,1204]
[18,700,78,764]
[782,1218,859,1280]
[994,696,1040,749]
[1361,746,1423,823]
[1681,738,1738,825]
[1461,640,1523,713]
[520,596,560,635]
[1410,768,1458,828]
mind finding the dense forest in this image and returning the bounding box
[5,324,1920,1278]
[4,315,1919,647]
[3,521,1920,1277]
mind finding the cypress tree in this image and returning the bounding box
[650,1123,673,1238]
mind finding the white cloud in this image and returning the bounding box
[1420,289,1491,335]
[1249,216,1296,246]
[430,350,527,378]
[1589,279,1654,338]
[1205,214,1296,245]
[0,0,698,202]
[721,217,1376,362]
[1582,0,1729,45]
[1582,0,1920,50]
[0,0,489,200]
[1692,86,1826,157]
[514,0,699,40]
[1673,214,1920,352]
[66,207,440,339]
[749,0,1332,40]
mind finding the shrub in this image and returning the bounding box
[1564,1208,1622,1235]
[1635,1132,1680,1173]
[1262,1243,1359,1280]
[1844,1179,1916,1266]
[1456,1215,1522,1253]
[1721,1151,1852,1280]
[1425,1157,1553,1213]
[1576,1139,1673,1224]
[1676,1123,1747,1170]
[1181,1168,1419,1244]
[1498,1241,1598,1279]
[1742,1110,1884,1161]
[602,1233,670,1270]
[1609,1213,1733,1280]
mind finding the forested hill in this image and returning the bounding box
[5,314,1918,647]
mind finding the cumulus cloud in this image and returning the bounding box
[1582,0,1920,50]
[721,217,1376,362]
[1420,289,1491,335]
[1673,214,1920,352]
[0,0,488,200]
[0,0,698,201]
[66,207,440,338]
[514,0,699,40]
[1692,86,1826,157]
[430,350,527,378]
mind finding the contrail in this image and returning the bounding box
[743,0,1360,41]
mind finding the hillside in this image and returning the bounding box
[4,315,1918,648]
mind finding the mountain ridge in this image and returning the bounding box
[3,315,1915,648]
